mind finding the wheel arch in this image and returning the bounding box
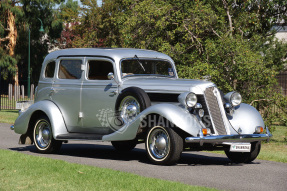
[26,110,48,137]
[14,100,68,139]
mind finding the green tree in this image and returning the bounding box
[117,0,287,128]
[0,0,24,83]
[58,0,287,128]
[18,0,65,84]
[1,0,65,86]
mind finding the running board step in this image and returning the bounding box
[56,133,104,140]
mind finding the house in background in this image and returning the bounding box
[274,25,287,41]
[273,25,287,96]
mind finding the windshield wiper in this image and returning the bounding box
[134,55,145,71]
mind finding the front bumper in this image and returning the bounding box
[185,127,272,146]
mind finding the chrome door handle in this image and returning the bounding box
[111,90,118,95]
[50,88,54,92]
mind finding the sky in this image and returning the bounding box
[74,0,102,7]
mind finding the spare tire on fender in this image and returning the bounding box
[115,87,151,124]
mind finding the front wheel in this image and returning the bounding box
[225,141,261,163]
[33,116,62,154]
[145,126,183,165]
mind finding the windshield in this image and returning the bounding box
[121,59,175,78]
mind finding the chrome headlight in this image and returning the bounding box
[178,92,197,108]
[224,91,242,106]
[186,93,197,107]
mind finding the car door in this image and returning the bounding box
[81,57,119,134]
[51,57,84,132]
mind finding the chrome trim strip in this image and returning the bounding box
[57,55,115,62]
[185,127,272,146]
[215,87,231,135]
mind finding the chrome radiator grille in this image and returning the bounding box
[204,87,227,135]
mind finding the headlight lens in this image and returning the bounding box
[186,93,197,107]
[230,92,242,106]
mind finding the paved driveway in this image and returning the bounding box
[1,123,286,191]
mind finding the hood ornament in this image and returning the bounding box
[238,127,242,134]
[202,75,211,81]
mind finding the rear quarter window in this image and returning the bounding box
[44,61,56,78]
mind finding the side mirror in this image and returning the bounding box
[107,72,114,80]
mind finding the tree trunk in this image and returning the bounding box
[7,10,18,85]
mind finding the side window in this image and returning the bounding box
[58,60,82,79]
[87,60,114,80]
[44,61,55,78]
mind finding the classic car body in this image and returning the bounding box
[11,48,272,165]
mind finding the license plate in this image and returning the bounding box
[230,143,251,152]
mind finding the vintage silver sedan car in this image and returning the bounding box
[11,48,272,165]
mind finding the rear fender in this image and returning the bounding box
[102,103,202,141]
[14,100,68,139]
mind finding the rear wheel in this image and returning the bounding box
[33,116,62,154]
[146,126,183,165]
[225,141,261,163]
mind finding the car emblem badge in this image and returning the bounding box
[213,88,218,97]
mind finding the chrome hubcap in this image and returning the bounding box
[148,127,169,159]
[119,96,140,124]
[155,136,166,150]
[35,120,52,149]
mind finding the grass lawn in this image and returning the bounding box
[0,149,217,191]
[0,109,18,124]
[257,126,287,163]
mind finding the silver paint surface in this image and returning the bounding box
[14,100,68,139]
[227,103,265,134]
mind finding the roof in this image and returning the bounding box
[43,48,173,64]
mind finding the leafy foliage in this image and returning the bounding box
[0,0,65,84]
[66,0,287,128]
[1,0,286,128]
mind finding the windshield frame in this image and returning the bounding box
[119,57,178,79]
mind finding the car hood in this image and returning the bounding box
[121,77,215,94]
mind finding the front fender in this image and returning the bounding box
[227,103,265,134]
[14,100,68,139]
[102,104,203,141]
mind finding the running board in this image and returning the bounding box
[56,133,104,140]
